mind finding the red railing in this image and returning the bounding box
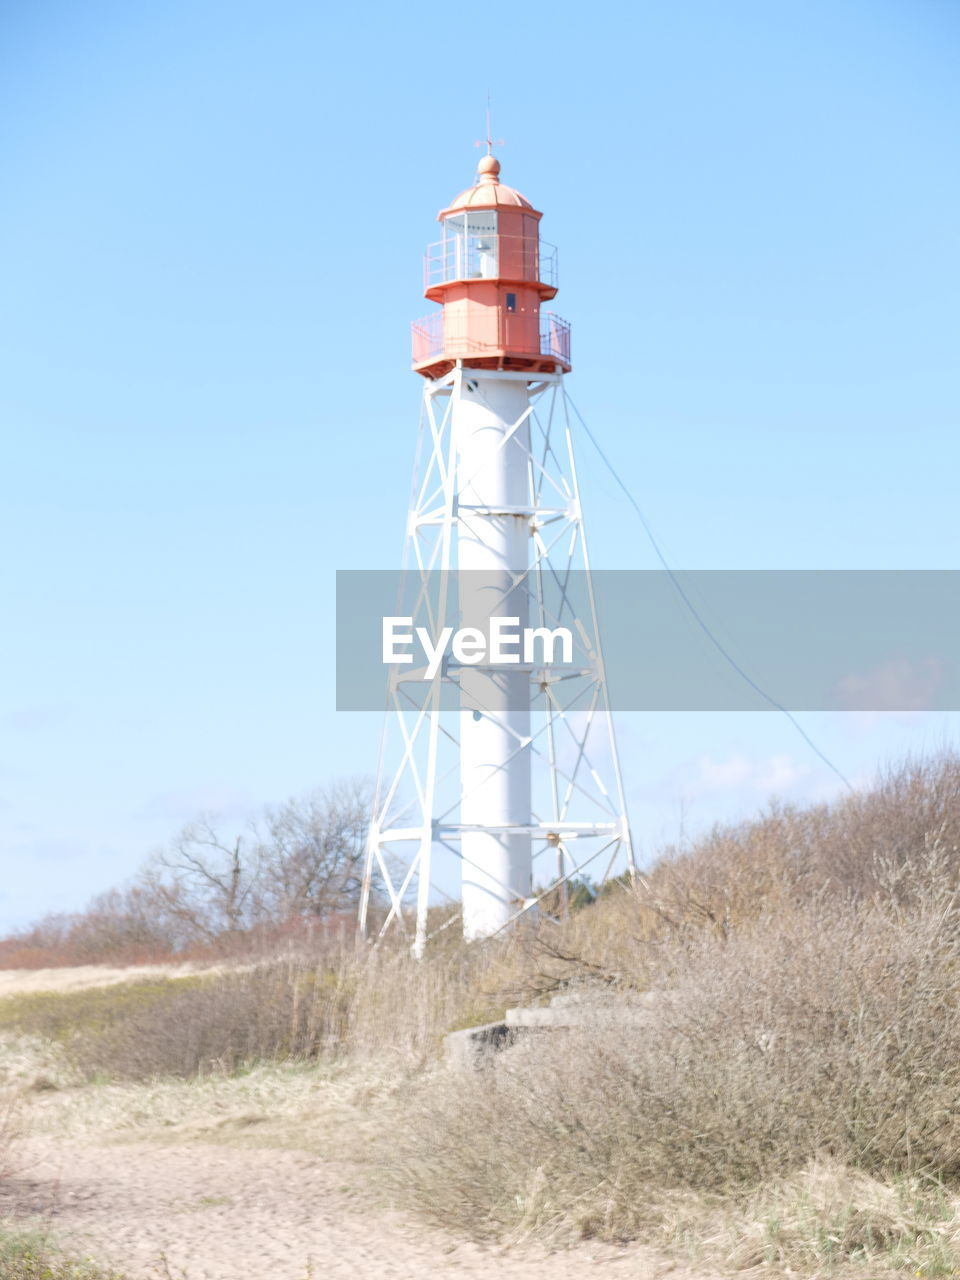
[411,310,571,368]
[540,313,571,365]
[411,312,444,366]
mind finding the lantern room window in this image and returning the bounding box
[442,210,498,281]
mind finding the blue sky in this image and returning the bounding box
[2,0,959,932]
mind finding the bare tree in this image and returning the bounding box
[252,779,372,921]
[132,779,374,948]
[141,816,266,944]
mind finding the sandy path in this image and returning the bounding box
[3,1136,719,1279]
[0,963,236,998]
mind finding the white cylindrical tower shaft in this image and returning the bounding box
[455,373,532,938]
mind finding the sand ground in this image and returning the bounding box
[0,966,724,1278]
[3,1134,721,1280]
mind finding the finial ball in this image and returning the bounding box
[477,154,501,183]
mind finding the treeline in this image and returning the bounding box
[1,780,373,968]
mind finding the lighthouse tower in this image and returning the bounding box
[360,153,634,953]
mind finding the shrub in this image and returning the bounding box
[3,934,524,1081]
[638,751,960,937]
[389,853,960,1243]
[70,960,355,1079]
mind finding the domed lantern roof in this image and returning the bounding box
[439,155,539,217]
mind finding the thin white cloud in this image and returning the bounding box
[834,656,944,713]
[693,751,810,795]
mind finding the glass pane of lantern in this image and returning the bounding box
[441,211,498,281]
[467,211,498,279]
[442,213,467,280]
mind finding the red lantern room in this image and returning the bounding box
[412,155,571,380]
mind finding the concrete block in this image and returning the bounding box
[444,989,670,1068]
[505,1006,573,1028]
[549,986,664,1010]
[443,1021,518,1070]
[506,994,660,1029]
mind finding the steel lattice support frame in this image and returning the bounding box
[359,364,635,955]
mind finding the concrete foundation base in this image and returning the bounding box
[443,985,667,1069]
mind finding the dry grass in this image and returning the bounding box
[22,1057,401,1163]
[0,1226,129,1279]
[674,1159,960,1276]
[0,932,519,1083]
[0,1032,75,1093]
[377,750,960,1272]
[5,751,960,1278]
[388,869,960,1248]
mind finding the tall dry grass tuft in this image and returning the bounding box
[389,840,960,1245]
[683,1159,960,1274]
[637,750,960,936]
[31,929,525,1080]
[494,750,960,1006]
